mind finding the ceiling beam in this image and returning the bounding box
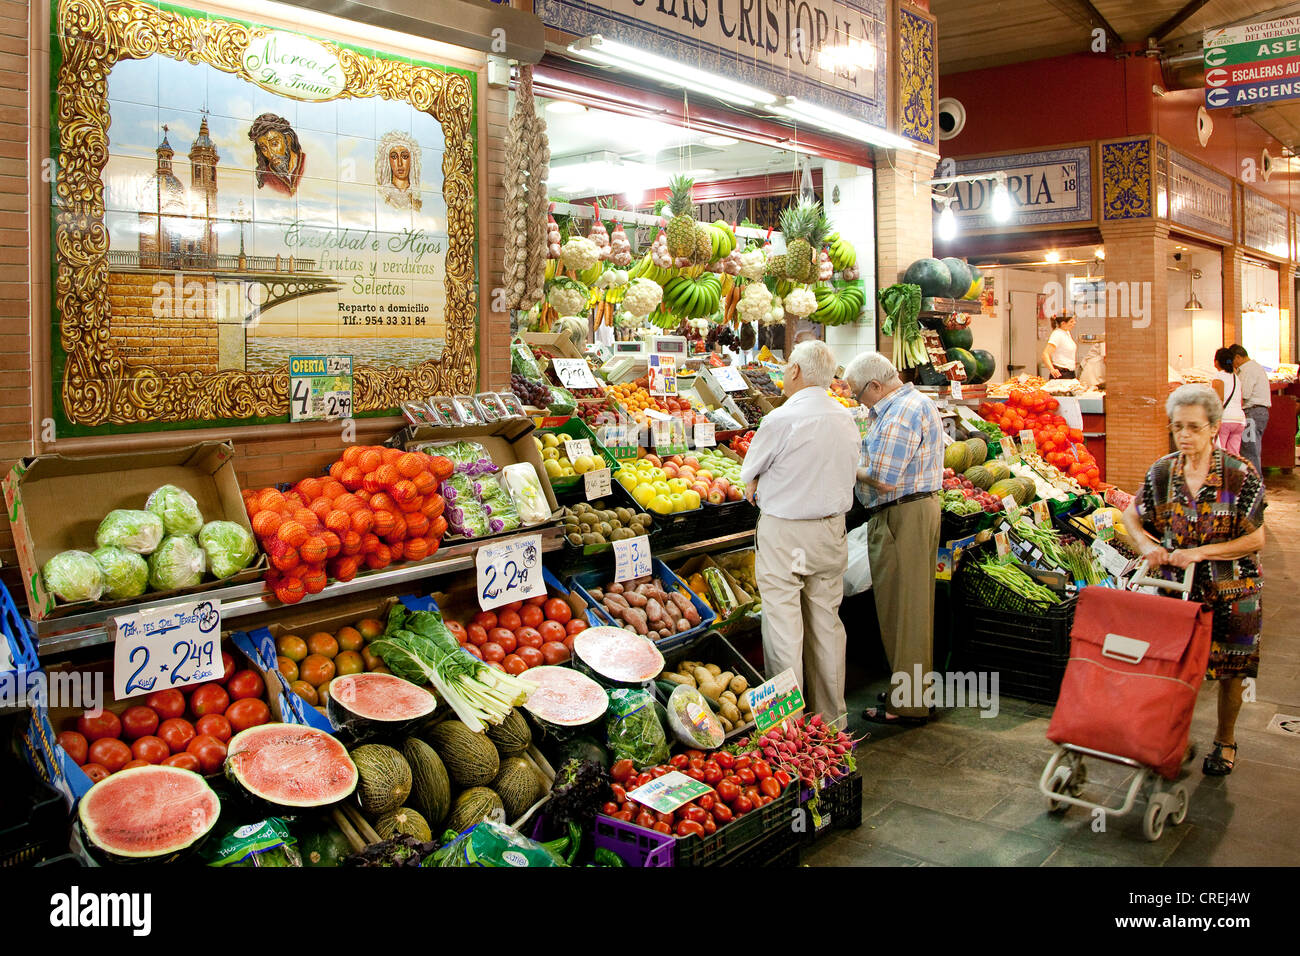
[1044,0,1123,48]
[1153,0,1211,40]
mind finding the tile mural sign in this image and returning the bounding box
[50,0,480,435]
[947,146,1093,230]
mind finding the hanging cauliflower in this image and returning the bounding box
[736,282,771,323]
[738,248,767,281]
[546,277,589,316]
[560,236,601,272]
[784,286,817,318]
[621,277,663,319]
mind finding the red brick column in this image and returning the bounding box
[872,146,939,359]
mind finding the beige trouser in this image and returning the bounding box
[867,495,941,718]
[755,512,849,723]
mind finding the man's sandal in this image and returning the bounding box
[1202,741,1237,776]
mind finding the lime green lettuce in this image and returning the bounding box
[92,545,149,600]
[42,550,104,602]
[198,521,257,579]
[147,534,206,590]
[95,509,165,555]
[146,484,204,535]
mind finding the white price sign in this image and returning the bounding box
[648,353,677,397]
[475,533,544,611]
[563,438,593,461]
[112,600,223,701]
[584,467,612,500]
[1019,429,1037,454]
[949,380,963,400]
[1092,509,1115,541]
[553,358,600,390]
[693,422,716,447]
[712,365,749,392]
[613,534,652,583]
[1091,538,1132,577]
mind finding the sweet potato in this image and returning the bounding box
[604,593,630,614]
[589,588,604,602]
[645,597,666,625]
[622,607,648,635]
[623,590,648,608]
[607,582,625,594]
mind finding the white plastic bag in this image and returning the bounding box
[843,524,872,596]
[500,462,552,525]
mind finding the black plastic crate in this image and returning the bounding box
[954,542,1072,616]
[0,757,70,868]
[726,825,801,867]
[654,630,763,739]
[798,771,863,845]
[952,599,1078,705]
[940,507,994,542]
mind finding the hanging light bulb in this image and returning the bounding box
[937,199,957,241]
[991,174,1012,223]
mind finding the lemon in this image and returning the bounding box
[561,465,575,477]
[533,436,544,452]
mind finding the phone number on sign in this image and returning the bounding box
[342,316,427,326]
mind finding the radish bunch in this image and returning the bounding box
[741,713,859,789]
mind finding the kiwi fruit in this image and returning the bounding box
[581,533,600,546]
[567,533,583,546]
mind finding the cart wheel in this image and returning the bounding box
[1069,761,1087,794]
[1143,797,1167,841]
[1047,767,1072,814]
[1169,783,1189,826]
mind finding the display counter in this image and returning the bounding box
[1261,381,1298,472]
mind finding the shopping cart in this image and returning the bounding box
[1037,562,1215,841]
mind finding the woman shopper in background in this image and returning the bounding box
[1211,347,1246,457]
[1041,315,1078,379]
[1121,384,1266,776]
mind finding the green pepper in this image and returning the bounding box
[593,848,626,867]
[565,820,583,865]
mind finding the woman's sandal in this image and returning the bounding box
[1203,741,1237,776]
[861,706,928,726]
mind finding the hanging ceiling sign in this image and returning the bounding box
[534,0,888,126]
[946,146,1092,230]
[1204,15,1300,109]
[1241,189,1290,258]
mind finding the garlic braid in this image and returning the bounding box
[523,74,550,308]
[501,66,533,310]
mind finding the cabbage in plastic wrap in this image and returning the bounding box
[439,474,477,504]
[146,484,205,535]
[448,500,491,539]
[41,550,105,603]
[418,440,496,475]
[95,509,165,555]
[92,545,149,600]
[147,534,206,590]
[198,520,257,579]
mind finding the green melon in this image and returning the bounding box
[988,479,1022,503]
[375,806,432,842]
[964,437,988,465]
[448,787,504,833]
[902,257,954,298]
[964,465,994,490]
[944,442,971,472]
[1014,477,1036,506]
[351,744,412,816]
[946,347,979,382]
[938,326,974,351]
[486,708,532,757]
[428,720,499,788]
[986,461,1011,482]
[964,264,984,300]
[402,737,451,830]
[941,258,972,300]
[970,349,997,384]
[491,756,542,821]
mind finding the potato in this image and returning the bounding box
[704,663,721,676]
[719,690,736,703]
[728,675,749,695]
[719,701,742,725]
[660,672,695,687]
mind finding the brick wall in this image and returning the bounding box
[872,146,938,361]
[107,272,220,375]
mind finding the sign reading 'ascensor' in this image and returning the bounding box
[242,31,346,101]
[1204,15,1300,108]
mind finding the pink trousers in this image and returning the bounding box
[1217,422,1244,455]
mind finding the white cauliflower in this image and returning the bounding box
[621,277,663,319]
[547,279,589,316]
[738,249,767,281]
[784,286,817,318]
[737,282,772,323]
[560,236,601,272]
[764,296,785,326]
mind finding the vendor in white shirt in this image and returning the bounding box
[1230,343,1272,474]
[740,340,861,722]
[1041,315,1078,379]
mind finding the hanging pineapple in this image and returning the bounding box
[666,175,698,259]
[779,201,829,284]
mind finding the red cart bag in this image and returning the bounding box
[1047,586,1214,779]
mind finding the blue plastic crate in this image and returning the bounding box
[229,627,335,733]
[568,558,715,650]
[399,566,603,626]
[0,578,38,706]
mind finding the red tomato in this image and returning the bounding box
[497,610,522,631]
[614,809,634,822]
[157,718,196,753]
[760,776,781,798]
[218,651,236,684]
[88,737,132,773]
[537,620,565,645]
[733,754,752,771]
[121,759,152,771]
[494,631,518,654]
[189,684,230,719]
[602,801,620,816]
[712,803,733,823]
[225,670,265,702]
[635,810,656,829]
[516,626,545,649]
[682,806,709,825]
[515,645,544,668]
[187,734,228,774]
[119,705,159,741]
[58,731,89,765]
[472,611,498,631]
[543,598,572,624]
[698,793,716,811]
[131,735,170,764]
[669,753,690,770]
[562,634,576,653]
[466,623,489,646]
[610,784,627,803]
[81,763,110,783]
[502,600,524,613]
[702,816,717,835]
[743,785,761,805]
[774,770,792,788]
[145,689,186,721]
[733,795,754,815]
[195,714,232,743]
[520,604,544,628]
[653,821,673,834]
[481,642,506,663]
[716,779,740,803]
[76,711,121,743]
[463,643,484,660]
[715,752,735,770]
[486,661,506,672]
[565,618,587,636]
[525,595,547,607]
[676,820,705,838]
[540,641,570,665]
[224,698,271,733]
[752,759,772,780]
[685,768,705,781]
[634,772,653,789]
[501,653,528,676]
[446,621,467,644]
[488,627,515,648]
[162,752,201,772]
[610,759,635,783]
[703,762,724,785]
[736,768,757,787]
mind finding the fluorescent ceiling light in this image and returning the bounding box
[1045,250,1060,263]
[1095,247,1105,260]
[550,152,658,197]
[816,40,877,73]
[545,100,586,114]
[768,96,916,150]
[568,36,777,108]
[702,134,739,147]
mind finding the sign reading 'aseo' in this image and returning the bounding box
[242,31,346,101]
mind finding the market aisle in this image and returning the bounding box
[810,471,1300,867]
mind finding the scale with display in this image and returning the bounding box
[601,340,647,384]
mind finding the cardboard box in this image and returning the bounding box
[2,442,265,622]
[520,332,585,360]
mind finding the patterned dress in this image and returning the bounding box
[1136,450,1265,680]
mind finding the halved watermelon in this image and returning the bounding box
[79,765,220,864]
[522,666,609,728]
[572,626,665,685]
[327,672,438,739]
[226,723,358,808]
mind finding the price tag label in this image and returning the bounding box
[936,546,953,581]
[1001,495,1020,519]
[475,533,544,611]
[1092,509,1115,542]
[553,358,600,390]
[652,418,689,455]
[584,467,612,500]
[1091,538,1131,576]
[693,422,716,447]
[648,353,677,397]
[563,438,593,461]
[949,380,963,400]
[1000,437,1018,462]
[1019,429,1036,453]
[289,355,353,422]
[746,668,806,733]
[1031,500,1051,526]
[613,534,652,583]
[112,600,222,700]
[994,530,1012,561]
[713,365,749,392]
[626,770,713,814]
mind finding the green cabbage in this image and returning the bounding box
[198,520,257,579]
[41,550,104,603]
[92,545,149,600]
[146,484,204,535]
[147,534,206,590]
[95,509,164,555]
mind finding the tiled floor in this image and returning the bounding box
[807,470,1300,867]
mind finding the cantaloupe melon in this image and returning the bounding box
[964,465,994,490]
[351,744,411,816]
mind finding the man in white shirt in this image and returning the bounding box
[1230,344,1272,473]
[741,340,861,721]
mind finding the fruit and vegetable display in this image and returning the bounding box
[533,429,608,483]
[614,456,704,515]
[978,392,1103,490]
[732,397,766,426]
[969,554,1062,607]
[276,617,388,710]
[441,592,585,676]
[40,484,258,604]
[727,430,755,457]
[560,499,653,546]
[741,366,781,396]
[657,659,752,734]
[583,576,704,641]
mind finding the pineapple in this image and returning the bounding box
[666,175,697,259]
[780,201,827,283]
[766,254,788,279]
[694,224,713,264]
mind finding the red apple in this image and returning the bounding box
[691,481,711,498]
[683,456,700,470]
[714,477,731,493]
[696,470,713,482]
[707,489,726,505]
[662,463,679,478]
[644,454,662,468]
[726,486,744,502]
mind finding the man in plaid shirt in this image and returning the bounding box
[845,352,945,723]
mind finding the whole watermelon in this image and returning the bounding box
[971,349,997,384]
[946,347,979,382]
[902,258,954,298]
[939,326,974,351]
[941,258,972,300]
